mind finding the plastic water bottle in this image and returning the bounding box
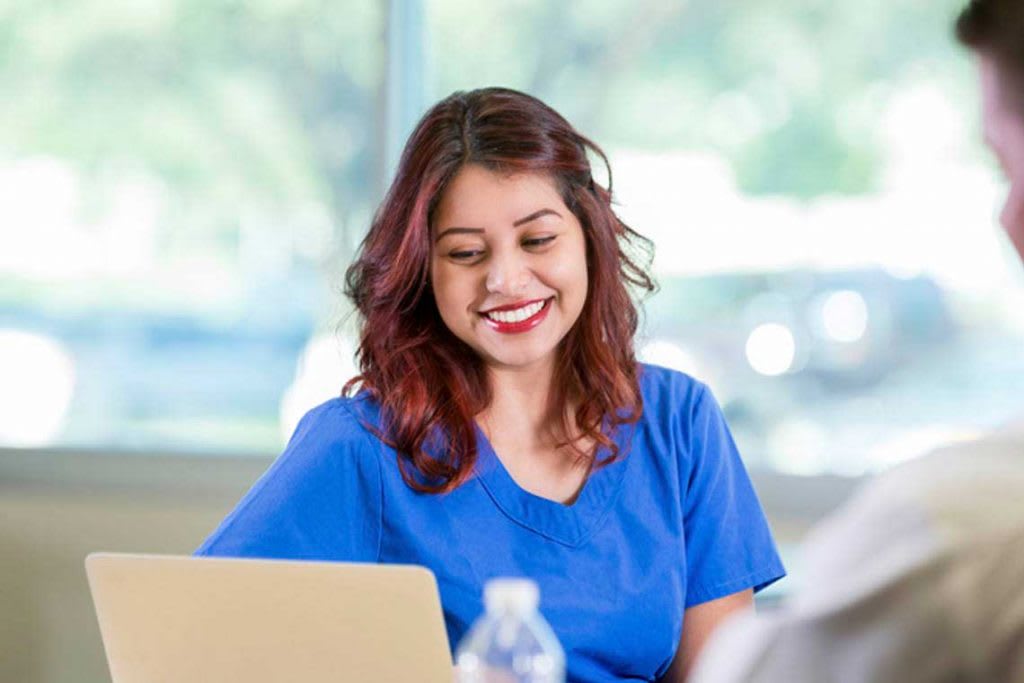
[454,578,566,683]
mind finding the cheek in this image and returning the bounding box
[572,257,590,302]
[430,263,473,319]
[428,263,452,314]
[571,235,590,296]
[549,239,589,305]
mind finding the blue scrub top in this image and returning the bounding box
[197,363,785,682]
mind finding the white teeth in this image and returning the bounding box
[484,299,546,324]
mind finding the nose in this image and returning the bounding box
[1001,181,1024,263]
[485,249,531,295]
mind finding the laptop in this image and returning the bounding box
[85,553,454,683]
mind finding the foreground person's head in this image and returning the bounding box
[957,0,1024,261]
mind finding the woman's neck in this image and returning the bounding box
[479,360,593,504]
[480,359,561,449]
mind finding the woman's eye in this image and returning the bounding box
[448,249,484,261]
[523,236,557,248]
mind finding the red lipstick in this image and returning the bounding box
[480,298,552,334]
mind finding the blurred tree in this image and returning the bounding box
[0,0,380,268]
[430,0,969,197]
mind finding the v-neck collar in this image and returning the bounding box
[471,421,634,547]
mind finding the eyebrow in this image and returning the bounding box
[434,208,562,243]
[513,208,561,227]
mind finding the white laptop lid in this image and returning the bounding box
[85,553,453,683]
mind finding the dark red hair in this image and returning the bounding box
[344,87,655,493]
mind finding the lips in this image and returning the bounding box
[479,297,553,334]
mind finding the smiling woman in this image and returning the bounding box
[197,87,785,682]
[343,87,657,497]
[431,167,589,387]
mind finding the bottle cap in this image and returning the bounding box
[483,577,540,615]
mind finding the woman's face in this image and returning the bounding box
[430,164,589,375]
[980,54,1024,262]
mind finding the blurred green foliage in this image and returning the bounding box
[0,0,381,260]
[431,0,972,197]
[0,0,977,258]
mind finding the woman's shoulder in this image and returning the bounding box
[298,391,377,424]
[285,392,383,459]
[636,362,710,414]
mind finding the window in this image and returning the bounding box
[4,0,1022,477]
[1,1,380,451]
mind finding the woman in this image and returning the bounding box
[197,87,785,682]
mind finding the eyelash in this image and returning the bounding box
[448,236,557,262]
[523,236,557,248]
[448,250,483,261]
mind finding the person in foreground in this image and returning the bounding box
[196,87,785,681]
[690,2,1024,681]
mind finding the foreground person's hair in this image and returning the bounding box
[957,0,1024,111]
[344,87,655,493]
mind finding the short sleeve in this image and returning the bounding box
[682,385,785,607]
[195,399,383,563]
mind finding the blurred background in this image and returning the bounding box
[2,0,1023,681]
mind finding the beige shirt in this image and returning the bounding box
[691,421,1024,683]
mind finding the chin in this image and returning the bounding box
[481,346,557,371]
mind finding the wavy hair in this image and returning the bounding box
[344,87,655,493]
